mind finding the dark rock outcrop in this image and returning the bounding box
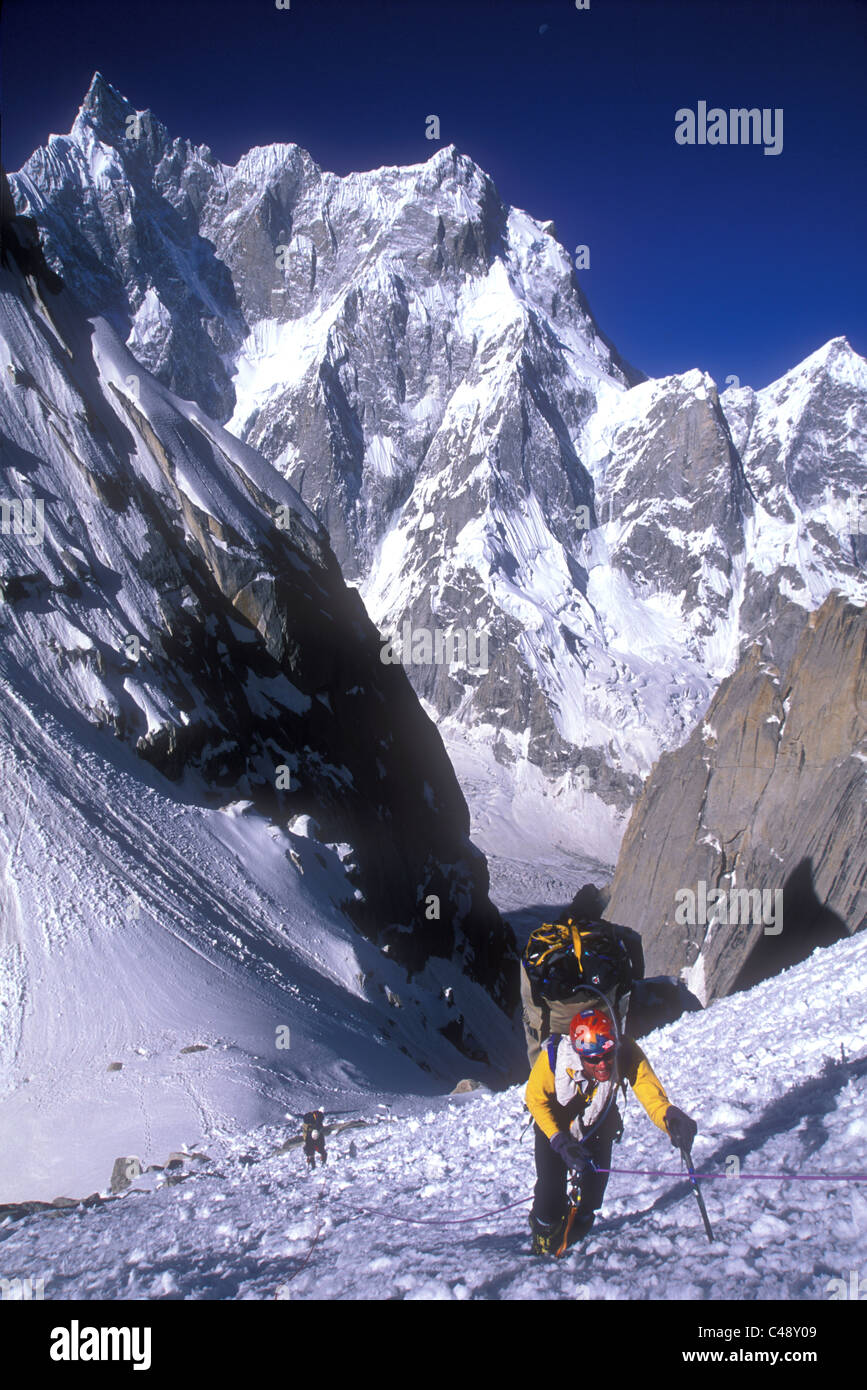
[606,594,866,1001]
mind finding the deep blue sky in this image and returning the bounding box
[3,0,866,389]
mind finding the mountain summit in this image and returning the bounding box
[11,78,867,865]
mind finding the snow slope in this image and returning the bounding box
[442,718,617,912]
[2,927,865,1299]
[0,656,518,1206]
[0,200,518,1207]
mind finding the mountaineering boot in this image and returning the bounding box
[529,1211,568,1256]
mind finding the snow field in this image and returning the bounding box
[2,927,865,1300]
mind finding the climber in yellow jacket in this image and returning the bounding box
[525,1007,697,1256]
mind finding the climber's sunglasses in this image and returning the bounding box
[577,1040,616,1063]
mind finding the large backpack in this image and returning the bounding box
[520,915,644,1068]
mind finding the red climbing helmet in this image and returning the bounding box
[569,1008,616,1060]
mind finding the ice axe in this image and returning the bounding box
[681,1145,715,1243]
[556,1172,584,1258]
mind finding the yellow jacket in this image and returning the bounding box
[525,1036,672,1140]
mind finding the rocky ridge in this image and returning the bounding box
[606,592,866,1001]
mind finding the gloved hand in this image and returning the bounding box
[550,1131,593,1175]
[665,1106,698,1152]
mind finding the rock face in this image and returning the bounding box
[606,594,867,1001]
[0,171,515,1042]
[11,75,867,850]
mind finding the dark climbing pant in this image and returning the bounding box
[532,1120,615,1226]
[304,1140,326,1168]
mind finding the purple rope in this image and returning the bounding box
[597,1165,867,1183]
[327,1166,867,1235]
[343,1196,532,1227]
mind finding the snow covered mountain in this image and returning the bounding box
[0,174,522,1203]
[11,76,867,868]
[2,921,866,1299]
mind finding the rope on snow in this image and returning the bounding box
[597,1165,867,1183]
[339,1196,532,1227]
[330,1163,867,1232]
[271,1160,867,1288]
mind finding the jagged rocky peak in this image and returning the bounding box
[11,74,635,428]
[70,71,210,173]
[73,70,139,140]
[802,333,863,375]
[722,334,867,478]
[606,592,866,1003]
[10,79,867,856]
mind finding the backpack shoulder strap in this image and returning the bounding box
[539,995,551,1042]
[546,1034,561,1072]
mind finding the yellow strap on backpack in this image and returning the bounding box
[567,918,584,965]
